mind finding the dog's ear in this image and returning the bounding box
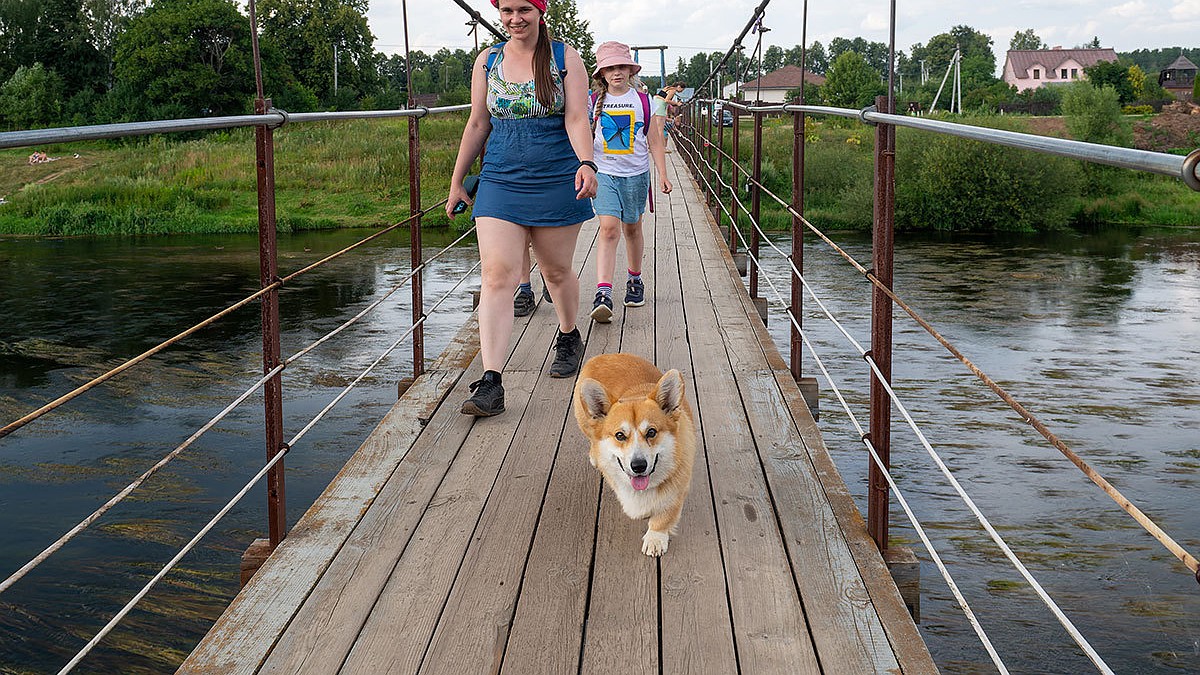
[578,378,611,419]
[653,369,685,413]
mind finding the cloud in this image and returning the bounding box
[1108,1,1148,17]
[1169,0,1200,21]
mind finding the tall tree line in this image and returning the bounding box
[0,0,595,130]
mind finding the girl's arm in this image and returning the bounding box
[561,45,597,199]
[446,49,494,218]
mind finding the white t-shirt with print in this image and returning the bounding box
[592,88,656,177]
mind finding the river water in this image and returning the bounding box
[1,226,1198,673]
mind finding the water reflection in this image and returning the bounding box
[758,227,1200,674]
[2,226,1199,672]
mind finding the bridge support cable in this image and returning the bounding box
[676,133,1120,672]
[0,201,446,443]
[54,256,483,673]
[0,224,476,598]
[686,118,1200,584]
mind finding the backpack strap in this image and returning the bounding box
[552,40,566,75]
[484,41,506,74]
[589,92,599,131]
[638,91,651,136]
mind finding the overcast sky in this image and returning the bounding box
[369,0,1199,76]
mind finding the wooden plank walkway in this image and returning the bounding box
[179,150,936,674]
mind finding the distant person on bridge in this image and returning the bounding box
[446,0,597,417]
[586,41,671,324]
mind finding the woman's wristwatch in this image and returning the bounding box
[579,160,598,173]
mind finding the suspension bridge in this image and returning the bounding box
[2,0,1200,670]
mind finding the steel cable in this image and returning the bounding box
[676,133,1118,672]
[56,254,483,673]
[0,201,446,442]
[0,222,476,597]
[684,121,1200,583]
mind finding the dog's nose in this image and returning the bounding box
[630,456,648,474]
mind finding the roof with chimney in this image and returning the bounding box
[1004,48,1119,81]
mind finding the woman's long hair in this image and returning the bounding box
[533,21,556,109]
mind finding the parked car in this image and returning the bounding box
[712,108,734,127]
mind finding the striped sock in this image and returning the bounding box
[518,282,532,293]
[628,269,642,282]
[597,283,613,298]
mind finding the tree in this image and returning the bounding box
[829,37,889,78]
[0,63,65,128]
[2,0,106,94]
[256,0,376,104]
[1063,81,1132,147]
[114,0,257,117]
[1080,36,1102,49]
[1009,29,1045,51]
[763,45,785,72]
[544,0,594,75]
[804,41,829,74]
[821,51,884,108]
[1083,59,1134,103]
[1193,73,1199,104]
[1127,64,1147,100]
[83,0,147,88]
[910,25,997,92]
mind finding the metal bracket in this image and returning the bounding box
[266,107,290,129]
[1183,148,1200,192]
[859,104,878,126]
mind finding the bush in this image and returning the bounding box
[1063,82,1133,147]
[0,64,66,129]
[1194,75,1199,104]
[895,118,1083,232]
[1122,105,1154,115]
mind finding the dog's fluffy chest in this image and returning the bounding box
[605,468,671,520]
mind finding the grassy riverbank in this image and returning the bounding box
[1,113,1196,236]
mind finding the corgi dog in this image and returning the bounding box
[573,353,696,556]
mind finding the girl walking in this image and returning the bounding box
[587,41,672,323]
[446,0,597,416]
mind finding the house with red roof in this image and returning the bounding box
[1002,47,1119,92]
[737,65,827,104]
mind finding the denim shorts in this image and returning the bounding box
[594,171,650,224]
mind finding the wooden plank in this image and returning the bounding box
[178,316,482,674]
[669,157,822,674]
[702,214,937,673]
[654,159,739,674]
[679,153,933,672]
[337,369,538,673]
[500,223,609,673]
[416,283,582,674]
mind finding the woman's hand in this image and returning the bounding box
[659,176,673,195]
[446,182,472,218]
[575,166,597,200]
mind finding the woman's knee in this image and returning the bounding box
[480,264,519,292]
[597,220,622,243]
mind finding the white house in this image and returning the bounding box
[736,65,827,104]
[1002,47,1119,92]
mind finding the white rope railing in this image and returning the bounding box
[675,133,1116,673]
[56,255,483,672]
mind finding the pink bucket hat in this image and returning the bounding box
[592,41,642,78]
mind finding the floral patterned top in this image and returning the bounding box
[486,46,565,118]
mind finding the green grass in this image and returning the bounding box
[1,111,1196,236]
[0,115,470,236]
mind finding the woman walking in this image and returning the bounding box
[446,0,597,417]
[587,41,671,323]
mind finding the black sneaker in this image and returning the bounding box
[549,328,583,378]
[461,372,505,416]
[513,287,535,317]
[589,291,614,323]
[541,274,553,304]
[624,278,645,307]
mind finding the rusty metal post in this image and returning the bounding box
[403,0,424,380]
[749,108,762,299]
[716,108,726,229]
[249,0,285,548]
[729,104,741,253]
[790,103,805,380]
[867,94,896,552]
[704,101,714,209]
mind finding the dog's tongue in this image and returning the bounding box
[631,475,650,491]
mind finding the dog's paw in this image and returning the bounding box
[642,530,669,557]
